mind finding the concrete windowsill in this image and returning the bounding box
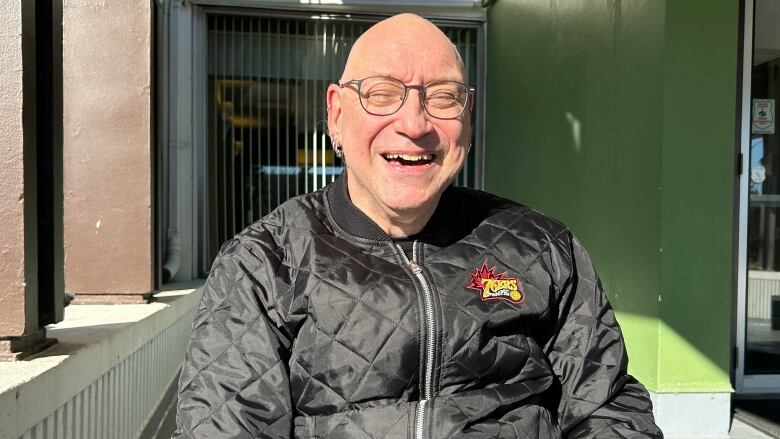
[0,283,203,438]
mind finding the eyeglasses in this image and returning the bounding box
[338,76,475,120]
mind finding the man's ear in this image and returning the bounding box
[326,84,342,141]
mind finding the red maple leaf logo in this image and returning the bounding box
[467,262,508,291]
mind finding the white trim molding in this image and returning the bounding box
[650,391,732,438]
[0,286,203,439]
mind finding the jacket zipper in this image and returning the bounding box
[395,241,435,439]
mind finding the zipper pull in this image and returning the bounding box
[407,260,422,274]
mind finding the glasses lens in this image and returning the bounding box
[424,81,468,119]
[359,77,406,116]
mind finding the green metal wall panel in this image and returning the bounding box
[485,0,738,392]
[657,0,738,392]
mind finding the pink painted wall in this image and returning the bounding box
[0,1,30,335]
[62,1,152,296]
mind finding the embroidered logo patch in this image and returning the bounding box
[467,262,524,304]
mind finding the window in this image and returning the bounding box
[159,8,484,282]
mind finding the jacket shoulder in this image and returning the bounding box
[453,186,570,241]
[230,189,331,252]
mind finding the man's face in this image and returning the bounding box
[328,16,472,228]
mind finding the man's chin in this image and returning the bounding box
[381,192,440,214]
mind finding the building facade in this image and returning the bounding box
[0,0,775,437]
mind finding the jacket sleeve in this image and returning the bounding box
[173,238,293,439]
[543,234,663,438]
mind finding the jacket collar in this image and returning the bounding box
[326,173,464,245]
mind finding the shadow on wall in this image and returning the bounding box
[140,370,180,439]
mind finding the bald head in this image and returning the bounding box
[340,14,466,83]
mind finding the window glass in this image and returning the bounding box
[746,0,780,375]
[202,14,480,272]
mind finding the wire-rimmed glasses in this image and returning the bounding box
[338,76,475,120]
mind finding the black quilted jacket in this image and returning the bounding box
[174,176,662,438]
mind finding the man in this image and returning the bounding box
[174,14,662,438]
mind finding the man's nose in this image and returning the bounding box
[392,88,431,138]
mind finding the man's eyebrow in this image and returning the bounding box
[350,72,467,83]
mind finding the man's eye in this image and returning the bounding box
[426,94,459,108]
[365,91,402,105]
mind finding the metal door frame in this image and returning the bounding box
[735,0,780,393]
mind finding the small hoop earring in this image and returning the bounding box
[329,136,344,159]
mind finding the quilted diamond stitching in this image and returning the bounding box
[179,314,249,391]
[317,273,416,334]
[180,274,281,415]
[313,323,413,385]
[187,352,285,433]
[445,337,528,384]
[305,235,409,282]
[339,415,376,439]
[374,410,408,439]
[331,287,417,343]
[344,301,419,401]
[295,363,351,406]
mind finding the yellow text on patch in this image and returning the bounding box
[481,278,523,302]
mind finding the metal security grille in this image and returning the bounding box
[205,13,479,267]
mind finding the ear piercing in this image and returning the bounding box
[331,137,344,158]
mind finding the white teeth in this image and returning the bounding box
[382,153,434,161]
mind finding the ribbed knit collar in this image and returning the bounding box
[326,173,463,244]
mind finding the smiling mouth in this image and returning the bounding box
[381,153,435,166]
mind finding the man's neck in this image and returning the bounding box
[356,199,437,238]
[347,186,439,239]
[381,208,436,238]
